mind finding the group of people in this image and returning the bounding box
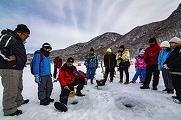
[0,24,181,116]
[0,24,88,116]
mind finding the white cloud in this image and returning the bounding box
[0,0,180,53]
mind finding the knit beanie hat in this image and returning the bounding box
[106,48,112,53]
[169,37,181,44]
[42,43,52,50]
[67,57,74,63]
[90,47,94,51]
[149,37,157,44]
[15,24,30,33]
[160,41,170,48]
[139,50,145,55]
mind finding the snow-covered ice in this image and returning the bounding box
[0,62,181,120]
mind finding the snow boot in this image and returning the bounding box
[46,97,54,102]
[54,102,68,112]
[7,110,22,116]
[75,91,85,97]
[91,79,94,84]
[23,99,29,104]
[140,85,150,89]
[40,98,50,106]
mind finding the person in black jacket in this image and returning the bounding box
[0,24,30,116]
[164,37,181,104]
[104,48,117,83]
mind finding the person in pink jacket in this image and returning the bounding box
[130,50,147,83]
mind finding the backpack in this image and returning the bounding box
[30,52,43,75]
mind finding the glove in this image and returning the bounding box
[34,75,41,84]
[163,64,169,69]
[53,79,58,83]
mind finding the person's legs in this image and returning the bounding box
[124,67,129,83]
[119,67,124,82]
[16,70,24,107]
[46,75,53,101]
[110,68,115,82]
[132,69,142,81]
[142,65,152,88]
[152,65,160,89]
[1,69,20,115]
[38,76,50,105]
[59,87,70,105]
[171,74,181,100]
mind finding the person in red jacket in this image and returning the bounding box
[58,57,87,105]
[140,38,162,90]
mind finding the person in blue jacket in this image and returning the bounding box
[32,43,54,105]
[158,41,173,93]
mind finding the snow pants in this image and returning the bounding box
[132,69,146,82]
[0,69,24,116]
[144,65,160,88]
[59,77,85,105]
[161,68,174,90]
[86,67,96,80]
[171,74,181,100]
[38,75,53,100]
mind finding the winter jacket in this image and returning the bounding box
[58,63,86,87]
[32,50,51,77]
[158,49,172,70]
[104,53,116,69]
[143,43,162,65]
[164,43,181,73]
[116,49,130,66]
[135,56,147,69]
[84,53,98,68]
[0,29,27,70]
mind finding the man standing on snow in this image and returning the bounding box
[84,47,98,84]
[140,37,162,90]
[0,24,30,116]
[104,48,117,83]
[32,43,54,106]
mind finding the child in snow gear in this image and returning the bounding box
[55,57,87,112]
[116,45,130,84]
[131,50,147,83]
[31,43,54,106]
[0,24,30,116]
[84,47,98,84]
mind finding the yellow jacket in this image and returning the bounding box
[116,49,130,66]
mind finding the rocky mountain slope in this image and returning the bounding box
[27,3,181,63]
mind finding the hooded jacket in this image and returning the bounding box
[0,29,27,70]
[58,63,86,87]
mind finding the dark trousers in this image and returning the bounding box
[104,67,115,82]
[171,74,181,100]
[59,77,85,105]
[119,67,129,82]
[144,65,160,88]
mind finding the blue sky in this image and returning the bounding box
[0,0,180,53]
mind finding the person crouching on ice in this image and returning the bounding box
[58,57,87,105]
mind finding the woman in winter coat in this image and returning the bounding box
[164,37,181,104]
[158,41,173,93]
[116,45,130,84]
[131,50,147,83]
